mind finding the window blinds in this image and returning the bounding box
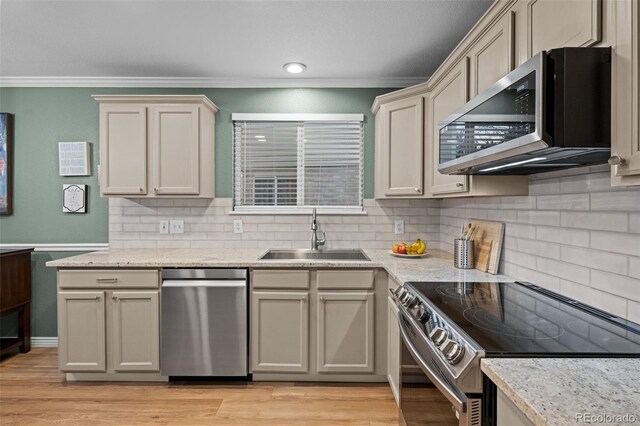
[233,115,363,213]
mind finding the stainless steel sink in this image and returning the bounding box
[259,249,370,261]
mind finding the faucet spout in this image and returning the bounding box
[311,208,325,250]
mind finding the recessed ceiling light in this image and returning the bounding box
[283,62,306,74]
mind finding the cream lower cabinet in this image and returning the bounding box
[250,268,386,380]
[387,294,400,405]
[94,95,218,198]
[57,269,160,377]
[250,291,309,373]
[317,291,375,373]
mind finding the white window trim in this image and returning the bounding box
[232,113,365,214]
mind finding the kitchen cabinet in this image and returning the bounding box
[497,389,534,426]
[250,268,387,381]
[387,292,400,405]
[526,0,601,57]
[250,291,310,373]
[375,95,425,197]
[317,291,374,373]
[57,269,161,378]
[94,95,218,198]
[468,11,515,97]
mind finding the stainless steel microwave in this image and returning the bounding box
[438,47,611,175]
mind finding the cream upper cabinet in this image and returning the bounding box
[94,95,218,198]
[526,0,601,57]
[99,105,148,196]
[376,96,425,197]
[317,291,375,373]
[428,59,469,195]
[251,291,310,373]
[469,11,515,96]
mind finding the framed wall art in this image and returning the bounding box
[62,184,87,214]
[0,113,13,216]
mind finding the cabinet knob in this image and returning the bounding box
[112,295,118,301]
[608,155,627,166]
[320,297,326,302]
[154,187,158,192]
[456,183,464,187]
[95,295,101,300]
[302,296,307,302]
[139,187,144,192]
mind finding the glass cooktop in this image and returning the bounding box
[406,281,640,356]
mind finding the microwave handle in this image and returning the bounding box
[398,313,467,413]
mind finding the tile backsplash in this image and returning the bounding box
[439,166,640,323]
[109,165,640,322]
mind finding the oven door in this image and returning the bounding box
[399,312,480,426]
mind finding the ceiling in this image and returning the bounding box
[0,0,492,87]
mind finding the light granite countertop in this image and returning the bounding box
[46,248,513,284]
[482,358,640,426]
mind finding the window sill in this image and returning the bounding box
[229,209,367,216]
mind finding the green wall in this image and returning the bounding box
[0,86,394,336]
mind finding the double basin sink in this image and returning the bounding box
[259,249,370,261]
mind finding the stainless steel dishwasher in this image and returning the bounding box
[161,269,248,377]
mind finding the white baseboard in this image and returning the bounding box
[32,337,58,347]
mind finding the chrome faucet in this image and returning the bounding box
[311,208,326,250]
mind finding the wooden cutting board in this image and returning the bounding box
[468,219,505,275]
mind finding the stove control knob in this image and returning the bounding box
[395,286,408,300]
[401,292,417,308]
[429,327,449,347]
[415,304,431,323]
[442,340,465,365]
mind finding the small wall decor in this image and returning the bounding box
[62,184,86,213]
[0,113,13,216]
[58,141,91,176]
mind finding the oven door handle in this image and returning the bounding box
[398,314,467,413]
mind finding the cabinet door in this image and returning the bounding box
[251,291,309,373]
[317,292,374,373]
[428,59,469,195]
[469,12,515,97]
[527,0,601,57]
[110,290,159,372]
[379,97,425,196]
[150,105,200,195]
[57,291,106,372]
[387,296,400,405]
[99,105,147,195]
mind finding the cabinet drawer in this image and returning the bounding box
[58,270,160,289]
[252,270,310,290]
[317,270,375,290]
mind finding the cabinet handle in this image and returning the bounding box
[608,155,627,166]
[456,183,464,187]
[96,278,118,283]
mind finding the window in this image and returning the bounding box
[233,114,364,213]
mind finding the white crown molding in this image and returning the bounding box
[0,243,108,252]
[0,76,427,88]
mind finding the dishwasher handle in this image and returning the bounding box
[162,280,246,288]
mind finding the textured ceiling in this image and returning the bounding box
[0,0,492,85]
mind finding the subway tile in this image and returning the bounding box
[627,300,640,324]
[517,211,561,226]
[516,239,560,259]
[257,223,292,232]
[560,246,627,275]
[123,206,157,216]
[590,270,640,303]
[590,191,640,211]
[516,266,561,291]
[123,223,157,233]
[559,171,615,194]
[536,193,589,210]
[486,209,518,222]
[536,226,589,247]
[581,288,628,317]
[630,214,640,234]
[558,279,590,301]
[505,222,538,239]
[157,241,191,249]
[188,223,225,233]
[529,178,560,195]
[156,207,191,216]
[590,231,640,256]
[223,240,258,249]
[122,240,157,249]
[536,257,590,284]
[629,257,640,280]
[503,250,536,269]
[190,240,225,249]
[500,196,536,210]
[560,211,628,232]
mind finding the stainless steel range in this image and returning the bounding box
[392,281,640,426]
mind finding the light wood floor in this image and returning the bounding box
[0,348,455,425]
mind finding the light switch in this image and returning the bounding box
[233,219,243,234]
[169,219,184,234]
[394,220,405,235]
[159,220,169,234]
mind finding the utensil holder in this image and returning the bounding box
[454,239,474,269]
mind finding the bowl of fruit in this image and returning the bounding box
[390,239,427,258]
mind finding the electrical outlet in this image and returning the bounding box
[159,220,169,234]
[233,219,243,234]
[169,219,184,234]
[394,219,405,235]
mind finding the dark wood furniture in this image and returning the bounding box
[0,248,33,355]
